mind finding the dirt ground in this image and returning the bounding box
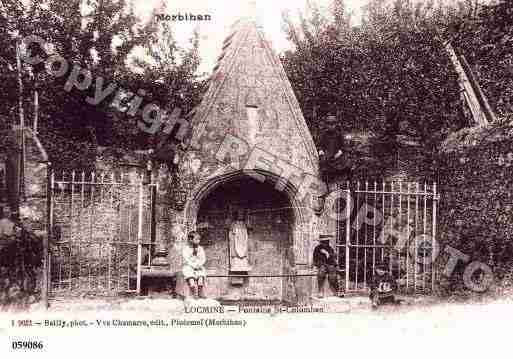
[0,291,506,313]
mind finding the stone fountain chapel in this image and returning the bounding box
[156,13,332,303]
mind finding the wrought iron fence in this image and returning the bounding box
[45,171,439,299]
[335,181,439,294]
[47,170,152,297]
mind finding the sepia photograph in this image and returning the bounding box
[0,0,512,356]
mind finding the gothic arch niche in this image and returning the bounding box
[185,170,305,302]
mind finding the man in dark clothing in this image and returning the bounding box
[313,234,339,298]
[369,263,400,309]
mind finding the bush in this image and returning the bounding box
[0,224,43,309]
[438,124,513,294]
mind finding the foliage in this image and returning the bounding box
[438,124,513,293]
[281,0,510,178]
[0,224,43,309]
[450,0,513,120]
[0,0,204,171]
[112,2,206,152]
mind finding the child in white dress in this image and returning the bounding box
[182,231,207,299]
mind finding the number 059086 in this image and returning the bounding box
[11,340,44,350]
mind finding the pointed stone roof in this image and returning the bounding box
[181,15,319,193]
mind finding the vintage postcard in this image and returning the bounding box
[1,0,512,356]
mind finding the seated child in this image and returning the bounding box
[369,263,399,309]
[182,231,207,299]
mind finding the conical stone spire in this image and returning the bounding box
[180,10,319,199]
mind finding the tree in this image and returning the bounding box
[1,0,204,170]
[281,0,467,178]
[0,0,24,130]
[113,4,205,152]
[450,0,513,119]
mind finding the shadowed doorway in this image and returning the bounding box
[196,175,295,302]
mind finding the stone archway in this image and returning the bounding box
[185,170,305,229]
[184,170,308,302]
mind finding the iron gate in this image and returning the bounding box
[335,181,439,294]
[46,170,154,297]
